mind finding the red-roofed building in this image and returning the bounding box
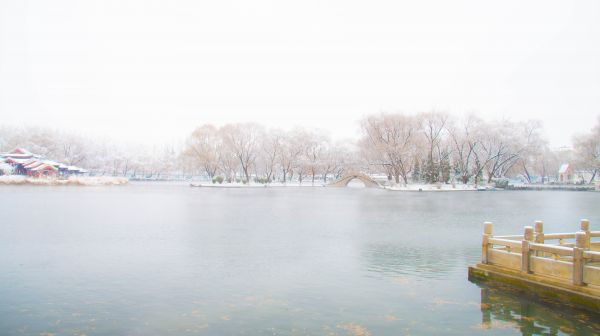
[28,163,59,177]
[0,148,82,177]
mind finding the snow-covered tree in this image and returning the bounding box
[220,123,264,183]
[183,124,221,178]
[360,113,419,185]
[573,116,600,184]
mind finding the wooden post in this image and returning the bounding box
[534,221,544,243]
[482,222,493,264]
[534,220,544,256]
[522,240,531,273]
[484,222,493,235]
[581,219,590,250]
[524,226,534,242]
[574,231,586,286]
[522,226,533,273]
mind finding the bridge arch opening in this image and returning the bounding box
[346,178,366,188]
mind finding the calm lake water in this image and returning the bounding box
[1,183,600,335]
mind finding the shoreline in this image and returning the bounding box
[506,185,597,192]
[190,182,326,188]
[1,177,597,192]
[383,184,480,192]
[0,176,129,186]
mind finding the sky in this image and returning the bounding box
[1,0,599,148]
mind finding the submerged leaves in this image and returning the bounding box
[336,323,372,336]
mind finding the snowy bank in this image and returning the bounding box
[190,182,326,188]
[385,183,479,191]
[0,175,129,186]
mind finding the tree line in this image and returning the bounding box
[179,124,353,184]
[181,113,598,185]
[1,113,598,184]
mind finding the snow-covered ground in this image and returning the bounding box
[0,175,129,186]
[191,181,484,191]
[385,183,479,191]
[190,182,327,188]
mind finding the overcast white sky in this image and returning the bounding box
[1,0,599,147]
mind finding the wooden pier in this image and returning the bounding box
[469,219,600,312]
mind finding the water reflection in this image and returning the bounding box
[362,243,467,279]
[472,281,600,335]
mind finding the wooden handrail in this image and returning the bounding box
[494,235,523,240]
[542,233,577,240]
[584,250,600,262]
[494,231,600,240]
[488,238,521,250]
[528,243,573,257]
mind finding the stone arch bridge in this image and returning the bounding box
[327,172,381,188]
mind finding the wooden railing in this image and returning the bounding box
[481,219,600,287]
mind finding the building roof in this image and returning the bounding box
[30,163,58,172]
[3,157,31,164]
[23,161,44,169]
[0,148,39,159]
[1,148,87,174]
[559,163,571,174]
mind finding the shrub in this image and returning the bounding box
[254,177,270,184]
[494,178,510,189]
[212,176,224,184]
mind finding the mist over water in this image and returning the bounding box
[1,184,599,335]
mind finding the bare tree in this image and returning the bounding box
[481,120,542,183]
[360,113,419,185]
[219,151,239,183]
[303,130,329,185]
[448,115,479,184]
[278,128,306,183]
[61,134,88,166]
[573,116,600,184]
[321,142,352,183]
[183,124,221,178]
[258,129,283,182]
[514,120,546,183]
[220,123,264,183]
[420,111,449,183]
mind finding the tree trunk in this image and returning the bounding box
[486,168,494,183]
[522,162,531,183]
[589,169,598,184]
[243,168,250,184]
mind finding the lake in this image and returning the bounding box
[1,183,599,335]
